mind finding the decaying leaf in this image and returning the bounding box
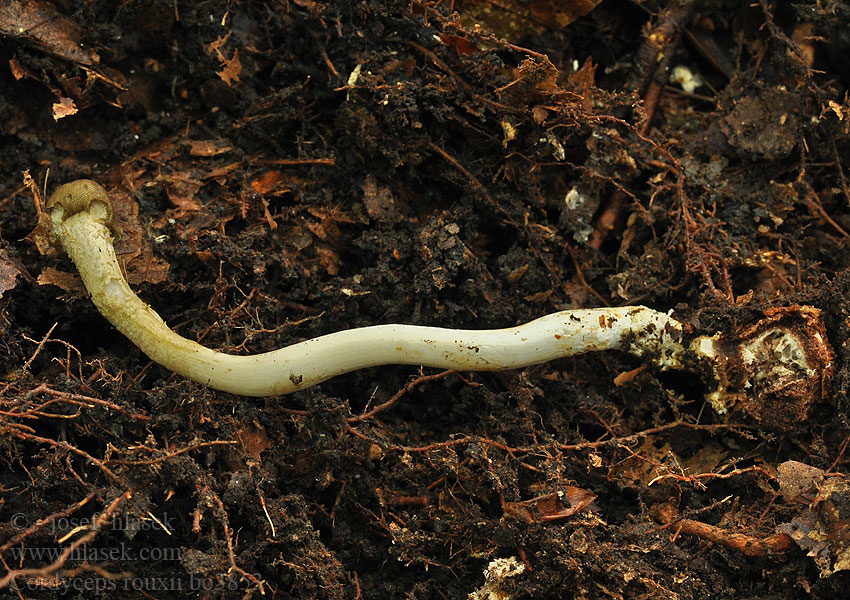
[23,169,54,256]
[217,48,242,86]
[454,0,603,40]
[8,56,33,80]
[37,266,84,293]
[206,33,242,87]
[52,96,78,121]
[503,487,596,523]
[104,184,171,286]
[495,57,568,107]
[362,174,402,223]
[250,171,287,195]
[186,139,232,157]
[777,462,850,577]
[161,176,203,218]
[237,423,271,462]
[0,249,22,298]
[777,460,824,503]
[0,0,100,65]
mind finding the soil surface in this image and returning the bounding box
[3,1,850,598]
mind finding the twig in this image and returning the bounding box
[204,487,267,593]
[0,490,98,555]
[651,502,793,557]
[3,423,121,482]
[348,370,456,423]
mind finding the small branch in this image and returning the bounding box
[651,502,793,557]
[204,487,267,593]
[348,370,457,423]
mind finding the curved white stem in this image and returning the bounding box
[47,180,692,397]
[46,180,833,424]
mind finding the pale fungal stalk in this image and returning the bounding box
[46,180,835,427]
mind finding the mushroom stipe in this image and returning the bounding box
[47,180,834,427]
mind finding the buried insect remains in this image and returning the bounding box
[46,180,834,427]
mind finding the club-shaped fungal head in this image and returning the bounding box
[696,305,834,430]
[47,179,114,229]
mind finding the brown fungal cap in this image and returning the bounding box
[47,179,113,225]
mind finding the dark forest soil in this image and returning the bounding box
[3,1,850,598]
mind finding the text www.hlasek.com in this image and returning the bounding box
[9,543,181,563]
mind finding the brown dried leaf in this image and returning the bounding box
[306,206,357,225]
[608,438,675,488]
[186,139,232,157]
[206,33,231,56]
[503,487,596,523]
[8,56,32,80]
[204,162,241,181]
[568,57,597,111]
[23,170,54,256]
[109,185,170,286]
[454,0,602,40]
[237,423,271,462]
[161,176,203,218]
[217,48,242,86]
[777,460,824,503]
[250,171,286,195]
[438,34,478,56]
[531,105,549,124]
[52,96,78,121]
[362,174,402,223]
[779,477,850,576]
[315,245,340,275]
[680,442,729,477]
[0,249,21,298]
[205,34,241,87]
[0,0,99,65]
[495,57,560,106]
[37,266,85,293]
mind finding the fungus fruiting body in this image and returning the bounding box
[46,180,834,426]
